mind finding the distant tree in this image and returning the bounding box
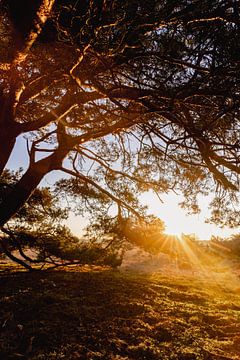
[0,1,239,234]
[227,234,240,257]
[210,234,240,258]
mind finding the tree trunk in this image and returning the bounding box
[0,133,16,175]
[0,155,54,226]
[0,112,20,175]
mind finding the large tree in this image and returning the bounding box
[0,0,239,230]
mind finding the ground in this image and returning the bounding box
[0,262,240,360]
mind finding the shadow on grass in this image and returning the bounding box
[0,267,240,359]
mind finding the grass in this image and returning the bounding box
[0,263,240,359]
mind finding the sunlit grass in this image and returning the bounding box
[159,234,240,298]
[1,237,240,359]
[1,263,240,359]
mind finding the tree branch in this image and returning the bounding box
[60,166,141,218]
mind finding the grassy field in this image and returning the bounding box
[0,263,240,360]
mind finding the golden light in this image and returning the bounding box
[141,192,237,240]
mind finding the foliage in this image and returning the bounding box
[0,170,123,269]
[210,234,240,258]
[0,169,68,226]
[0,0,239,230]
[83,214,169,256]
[120,216,166,254]
[227,234,240,256]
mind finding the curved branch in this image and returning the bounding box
[78,146,164,189]
[197,141,238,191]
[12,0,56,66]
[1,227,40,264]
[60,167,142,218]
[19,91,102,133]
[209,152,240,175]
[0,237,34,271]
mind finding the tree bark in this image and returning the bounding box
[0,155,54,226]
[0,133,16,175]
[0,97,20,175]
[0,140,69,226]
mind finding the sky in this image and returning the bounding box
[6,136,239,240]
[140,191,239,240]
[65,192,239,240]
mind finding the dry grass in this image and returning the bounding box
[0,263,240,359]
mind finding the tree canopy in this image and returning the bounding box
[0,0,239,232]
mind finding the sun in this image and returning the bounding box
[166,230,182,238]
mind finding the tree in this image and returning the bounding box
[0,169,69,269]
[119,216,166,254]
[223,234,240,258]
[118,217,199,260]
[0,169,123,269]
[210,233,240,258]
[0,0,239,232]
